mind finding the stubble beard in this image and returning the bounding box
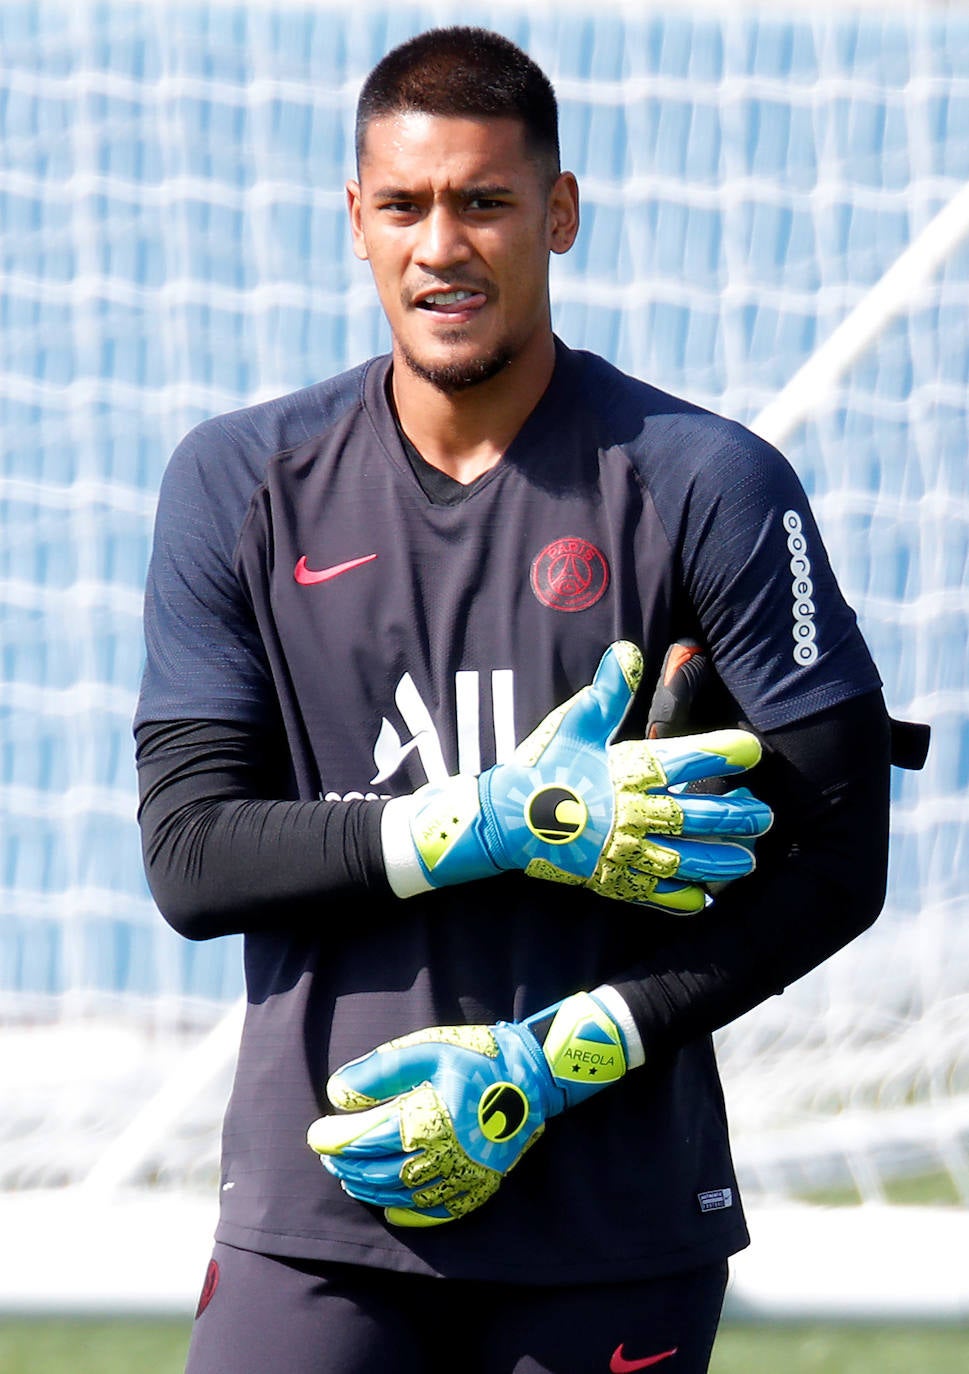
[398,334,515,394]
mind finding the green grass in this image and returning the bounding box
[0,1318,966,1374]
[0,1318,190,1374]
[795,1167,963,1209]
[712,1323,969,1373]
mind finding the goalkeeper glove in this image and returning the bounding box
[381,640,771,914]
[307,989,636,1227]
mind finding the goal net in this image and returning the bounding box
[2,0,967,1318]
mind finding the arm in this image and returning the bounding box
[308,688,891,1226]
[616,420,893,1049]
[306,420,893,1222]
[135,717,390,940]
[136,641,770,937]
[611,686,891,1055]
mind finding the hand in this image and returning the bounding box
[307,991,627,1227]
[381,641,772,913]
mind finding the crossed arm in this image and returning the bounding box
[136,684,890,1045]
[136,677,890,1223]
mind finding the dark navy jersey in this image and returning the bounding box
[136,340,881,1282]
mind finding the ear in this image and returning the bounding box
[548,171,580,256]
[346,180,369,262]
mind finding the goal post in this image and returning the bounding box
[751,178,969,451]
[2,0,968,1319]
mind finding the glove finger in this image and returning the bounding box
[385,1204,454,1228]
[328,1145,474,1220]
[633,877,708,914]
[652,729,762,787]
[341,1173,418,1212]
[325,1047,398,1109]
[322,1149,412,1190]
[326,1161,419,1212]
[518,641,643,764]
[567,640,643,749]
[647,639,710,739]
[336,1164,468,1217]
[384,1168,498,1226]
[677,787,773,839]
[326,1037,448,1109]
[307,1102,403,1158]
[657,835,756,882]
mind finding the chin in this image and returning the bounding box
[400,340,515,394]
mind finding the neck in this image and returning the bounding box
[391,335,556,484]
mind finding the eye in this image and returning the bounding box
[380,200,420,216]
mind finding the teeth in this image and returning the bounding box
[423,290,473,306]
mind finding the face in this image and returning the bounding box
[348,113,579,393]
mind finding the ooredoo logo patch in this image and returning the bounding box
[782,510,818,665]
[531,537,609,612]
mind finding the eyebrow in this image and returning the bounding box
[370,182,517,201]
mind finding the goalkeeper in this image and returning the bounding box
[134,25,897,1374]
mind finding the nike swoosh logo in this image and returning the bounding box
[610,1347,678,1373]
[294,553,377,585]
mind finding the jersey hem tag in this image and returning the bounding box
[697,1187,733,1213]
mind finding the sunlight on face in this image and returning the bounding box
[349,112,578,395]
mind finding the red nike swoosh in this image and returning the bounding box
[294,553,377,585]
[610,1346,678,1373]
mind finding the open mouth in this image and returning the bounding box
[416,289,487,314]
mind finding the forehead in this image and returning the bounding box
[357,111,540,189]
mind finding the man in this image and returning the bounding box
[135,26,891,1374]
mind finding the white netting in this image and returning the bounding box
[2,0,968,1273]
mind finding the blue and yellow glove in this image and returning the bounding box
[381,641,771,914]
[307,990,632,1227]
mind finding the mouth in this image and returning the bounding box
[414,287,488,315]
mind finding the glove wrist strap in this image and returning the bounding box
[381,777,501,896]
[380,795,434,898]
[589,983,645,1069]
[523,990,629,1114]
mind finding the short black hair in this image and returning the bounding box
[355,27,560,179]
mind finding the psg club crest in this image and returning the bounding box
[530,537,609,612]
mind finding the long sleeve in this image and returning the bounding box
[610,688,892,1055]
[135,717,390,940]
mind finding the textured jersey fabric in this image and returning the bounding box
[135,340,882,1282]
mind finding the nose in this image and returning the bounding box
[415,203,471,273]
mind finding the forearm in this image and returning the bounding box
[610,690,892,1055]
[136,718,389,940]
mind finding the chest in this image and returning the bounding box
[242,444,675,792]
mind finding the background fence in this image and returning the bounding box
[1,0,967,1318]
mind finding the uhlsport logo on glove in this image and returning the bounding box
[307,992,632,1227]
[524,784,588,843]
[478,1082,531,1142]
[381,640,773,914]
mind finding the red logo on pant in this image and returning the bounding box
[610,1347,678,1372]
[195,1259,220,1318]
